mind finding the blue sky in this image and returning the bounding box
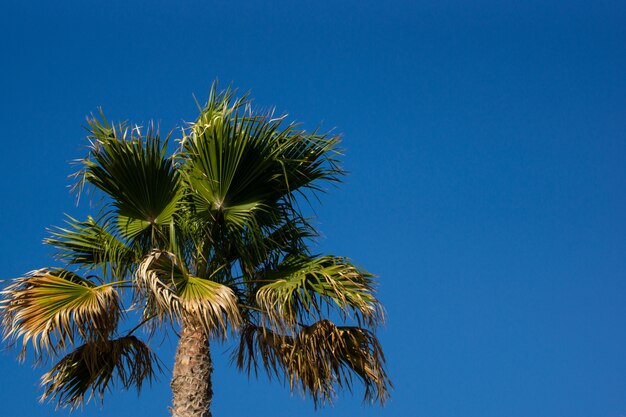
[1,1,625,416]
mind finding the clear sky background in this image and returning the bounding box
[1,1,625,416]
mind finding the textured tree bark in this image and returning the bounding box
[170,321,213,417]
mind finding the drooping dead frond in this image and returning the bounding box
[235,320,391,407]
[0,269,121,360]
[255,256,384,331]
[136,251,241,338]
[40,335,160,409]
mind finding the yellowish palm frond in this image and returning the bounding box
[136,251,241,338]
[255,256,384,331]
[0,269,121,360]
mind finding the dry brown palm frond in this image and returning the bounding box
[0,269,121,361]
[40,335,160,409]
[136,251,241,338]
[235,320,391,407]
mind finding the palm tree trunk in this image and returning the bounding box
[170,321,213,417]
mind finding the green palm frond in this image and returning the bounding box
[260,217,316,255]
[255,256,383,330]
[272,126,343,196]
[136,251,241,337]
[181,115,277,232]
[41,335,160,409]
[177,90,345,286]
[235,320,390,407]
[234,216,316,277]
[75,115,181,242]
[0,269,121,359]
[45,215,136,279]
[180,86,342,238]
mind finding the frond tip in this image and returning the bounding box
[40,336,160,409]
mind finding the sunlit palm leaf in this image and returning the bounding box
[75,115,181,241]
[177,274,242,336]
[272,126,343,196]
[256,256,383,330]
[181,116,277,232]
[136,251,241,337]
[180,85,342,239]
[235,320,390,406]
[45,215,136,279]
[41,335,160,409]
[135,251,190,322]
[0,269,121,359]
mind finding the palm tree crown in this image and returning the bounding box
[0,84,390,415]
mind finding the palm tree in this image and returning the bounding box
[0,85,390,417]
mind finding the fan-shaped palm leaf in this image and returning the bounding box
[75,115,181,242]
[0,269,121,359]
[45,215,136,279]
[180,85,342,239]
[255,255,383,330]
[136,251,241,337]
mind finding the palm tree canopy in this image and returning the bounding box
[0,84,391,410]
